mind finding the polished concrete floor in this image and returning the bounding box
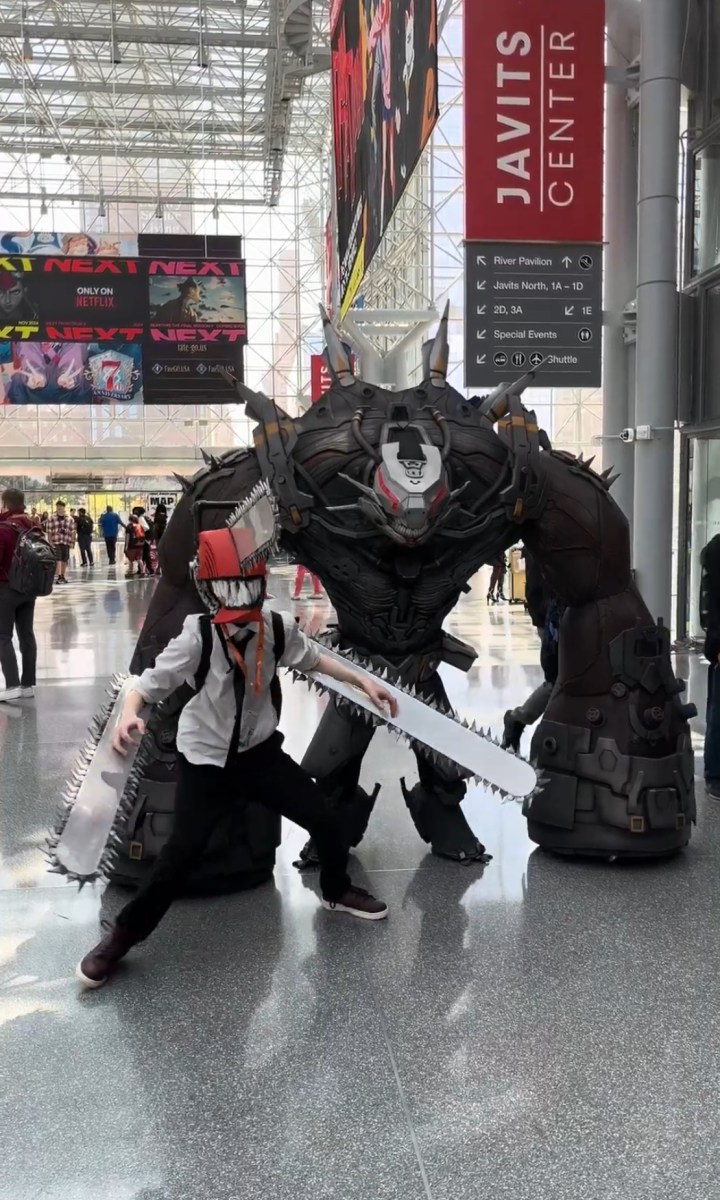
[0,552,717,1200]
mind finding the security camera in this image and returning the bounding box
[619,428,635,443]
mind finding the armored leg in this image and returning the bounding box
[297,697,379,867]
[525,591,696,858]
[403,671,490,863]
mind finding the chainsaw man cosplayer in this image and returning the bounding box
[76,490,396,988]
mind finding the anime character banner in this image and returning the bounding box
[0,340,143,405]
[0,234,246,404]
[331,0,438,315]
[0,232,138,257]
[143,258,246,404]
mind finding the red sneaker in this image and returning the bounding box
[321,886,388,921]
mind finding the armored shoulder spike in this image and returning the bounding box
[319,304,355,387]
[428,300,450,388]
[172,471,194,493]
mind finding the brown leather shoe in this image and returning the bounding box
[76,921,137,988]
[321,886,388,921]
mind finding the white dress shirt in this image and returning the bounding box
[133,610,321,767]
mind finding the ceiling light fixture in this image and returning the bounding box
[212,199,219,220]
[22,32,33,61]
[98,194,106,218]
[155,202,164,220]
[40,189,48,216]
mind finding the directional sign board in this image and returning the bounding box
[464,242,603,389]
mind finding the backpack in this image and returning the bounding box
[110,611,287,883]
[128,523,145,548]
[6,520,55,598]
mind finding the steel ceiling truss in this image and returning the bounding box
[0,0,326,206]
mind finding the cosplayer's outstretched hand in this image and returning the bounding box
[112,690,146,756]
[316,653,398,717]
[359,678,398,716]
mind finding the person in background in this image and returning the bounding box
[487,555,508,604]
[0,487,38,702]
[152,503,168,543]
[132,506,153,577]
[29,506,39,524]
[40,511,48,531]
[76,507,95,568]
[124,515,147,578]
[502,549,564,753]
[292,564,323,601]
[700,534,720,801]
[46,500,75,585]
[98,505,125,566]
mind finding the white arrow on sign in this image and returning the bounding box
[476,354,487,365]
[476,280,486,291]
[476,329,487,340]
[562,256,572,268]
[476,304,487,316]
[476,255,487,267]
[564,305,575,316]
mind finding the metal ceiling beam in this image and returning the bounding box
[0,78,265,99]
[0,117,263,136]
[3,22,270,47]
[0,189,266,207]
[0,140,265,160]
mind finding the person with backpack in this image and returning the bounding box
[98,505,125,566]
[76,508,396,988]
[46,499,76,585]
[0,487,54,702]
[75,507,95,567]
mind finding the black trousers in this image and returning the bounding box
[0,583,36,689]
[104,536,117,564]
[78,534,94,565]
[117,733,352,941]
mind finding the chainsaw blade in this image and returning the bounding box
[297,645,537,800]
[47,676,150,884]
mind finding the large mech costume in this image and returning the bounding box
[120,306,695,875]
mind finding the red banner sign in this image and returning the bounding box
[464,0,605,244]
[310,354,332,403]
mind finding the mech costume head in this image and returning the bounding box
[191,482,279,625]
[321,303,466,546]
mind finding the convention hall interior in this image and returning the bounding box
[2,2,720,1198]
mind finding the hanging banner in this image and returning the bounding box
[332,0,439,316]
[464,0,605,244]
[309,348,356,402]
[0,237,247,403]
[144,258,246,403]
[310,354,332,402]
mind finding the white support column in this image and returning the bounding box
[603,1,640,528]
[632,0,683,623]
